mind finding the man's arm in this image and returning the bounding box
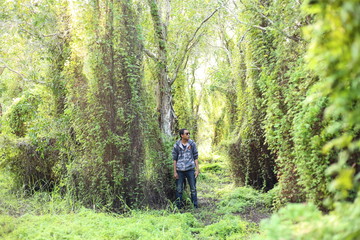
[192,142,198,160]
[173,160,178,179]
[192,142,199,178]
[195,159,199,178]
[172,144,179,179]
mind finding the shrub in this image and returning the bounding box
[256,191,360,240]
[2,91,41,137]
[0,134,63,192]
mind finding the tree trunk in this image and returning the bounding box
[159,74,174,136]
[147,0,218,137]
[148,0,175,137]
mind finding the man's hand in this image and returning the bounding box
[195,170,199,178]
[174,172,179,179]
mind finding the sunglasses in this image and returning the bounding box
[184,132,190,135]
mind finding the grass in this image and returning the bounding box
[0,152,274,239]
[1,209,200,239]
[0,172,79,217]
[218,187,273,214]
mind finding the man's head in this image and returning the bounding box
[179,128,190,140]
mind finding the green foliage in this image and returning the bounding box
[0,170,78,217]
[0,0,173,211]
[256,190,360,239]
[304,0,360,149]
[303,0,360,198]
[0,215,16,238]
[2,91,41,137]
[173,71,194,133]
[224,0,357,208]
[224,0,280,192]
[0,2,358,238]
[0,137,59,191]
[252,0,360,238]
[0,209,260,240]
[0,85,67,191]
[252,1,311,203]
[0,0,62,106]
[0,209,200,240]
[0,152,261,240]
[292,93,333,206]
[63,0,174,211]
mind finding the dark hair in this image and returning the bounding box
[179,128,188,138]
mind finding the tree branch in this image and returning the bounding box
[20,28,59,38]
[254,8,303,42]
[219,26,233,66]
[237,0,303,42]
[147,0,167,51]
[144,48,159,61]
[223,5,267,31]
[164,0,171,40]
[187,6,220,47]
[43,33,60,37]
[0,60,28,81]
[169,7,220,85]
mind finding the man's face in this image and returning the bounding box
[182,130,190,140]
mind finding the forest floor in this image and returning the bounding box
[0,154,274,239]
[186,156,272,226]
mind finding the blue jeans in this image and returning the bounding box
[175,169,198,208]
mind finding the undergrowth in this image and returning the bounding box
[254,194,360,240]
[0,153,268,240]
[1,209,200,239]
[5,151,358,240]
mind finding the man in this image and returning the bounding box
[172,128,199,209]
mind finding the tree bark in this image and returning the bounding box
[148,0,175,137]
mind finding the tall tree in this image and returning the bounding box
[145,0,219,136]
[66,0,161,210]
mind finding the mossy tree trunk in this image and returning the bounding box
[147,0,175,137]
[66,0,156,211]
